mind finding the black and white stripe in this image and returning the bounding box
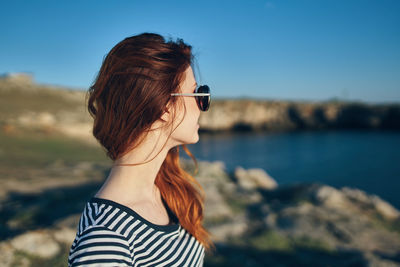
[68,197,205,266]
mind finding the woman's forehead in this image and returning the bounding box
[182,66,196,91]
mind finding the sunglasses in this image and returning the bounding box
[170,85,211,111]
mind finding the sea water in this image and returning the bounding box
[182,129,400,209]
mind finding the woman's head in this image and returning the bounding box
[86,32,215,251]
[87,32,199,162]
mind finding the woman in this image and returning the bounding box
[68,32,214,266]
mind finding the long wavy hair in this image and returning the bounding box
[86,32,215,252]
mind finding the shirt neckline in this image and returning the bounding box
[89,196,180,233]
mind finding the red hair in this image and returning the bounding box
[86,32,215,252]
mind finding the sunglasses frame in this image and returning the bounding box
[170,85,211,111]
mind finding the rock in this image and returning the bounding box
[342,187,400,220]
[263,212,278,228]
[341,187,371,203]
[52,227,77,245]
[189,160,235,219]
[234,166,278,190]
[0,242,15,267]
[10,229,60,258]
[207,214,248,242]
[371,195,400,220]
[314,185,349,209]
[17,111,56,127]
[203,185,233,219]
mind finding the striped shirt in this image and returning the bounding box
[68,197,205,266]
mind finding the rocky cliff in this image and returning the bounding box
[199,98,400,132]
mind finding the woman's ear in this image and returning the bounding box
[160,109,170,122]
[160,102,173,122]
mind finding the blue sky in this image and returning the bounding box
[1,0,399,103]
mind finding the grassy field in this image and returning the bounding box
[0,81,86,118]
[0,127,110,169]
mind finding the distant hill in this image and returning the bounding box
[1,73,399,145]
[0,73,94,144]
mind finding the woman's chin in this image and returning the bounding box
[188,132,200,144]
[193,135,200,144]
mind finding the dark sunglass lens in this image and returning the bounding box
[196,85,210,111]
